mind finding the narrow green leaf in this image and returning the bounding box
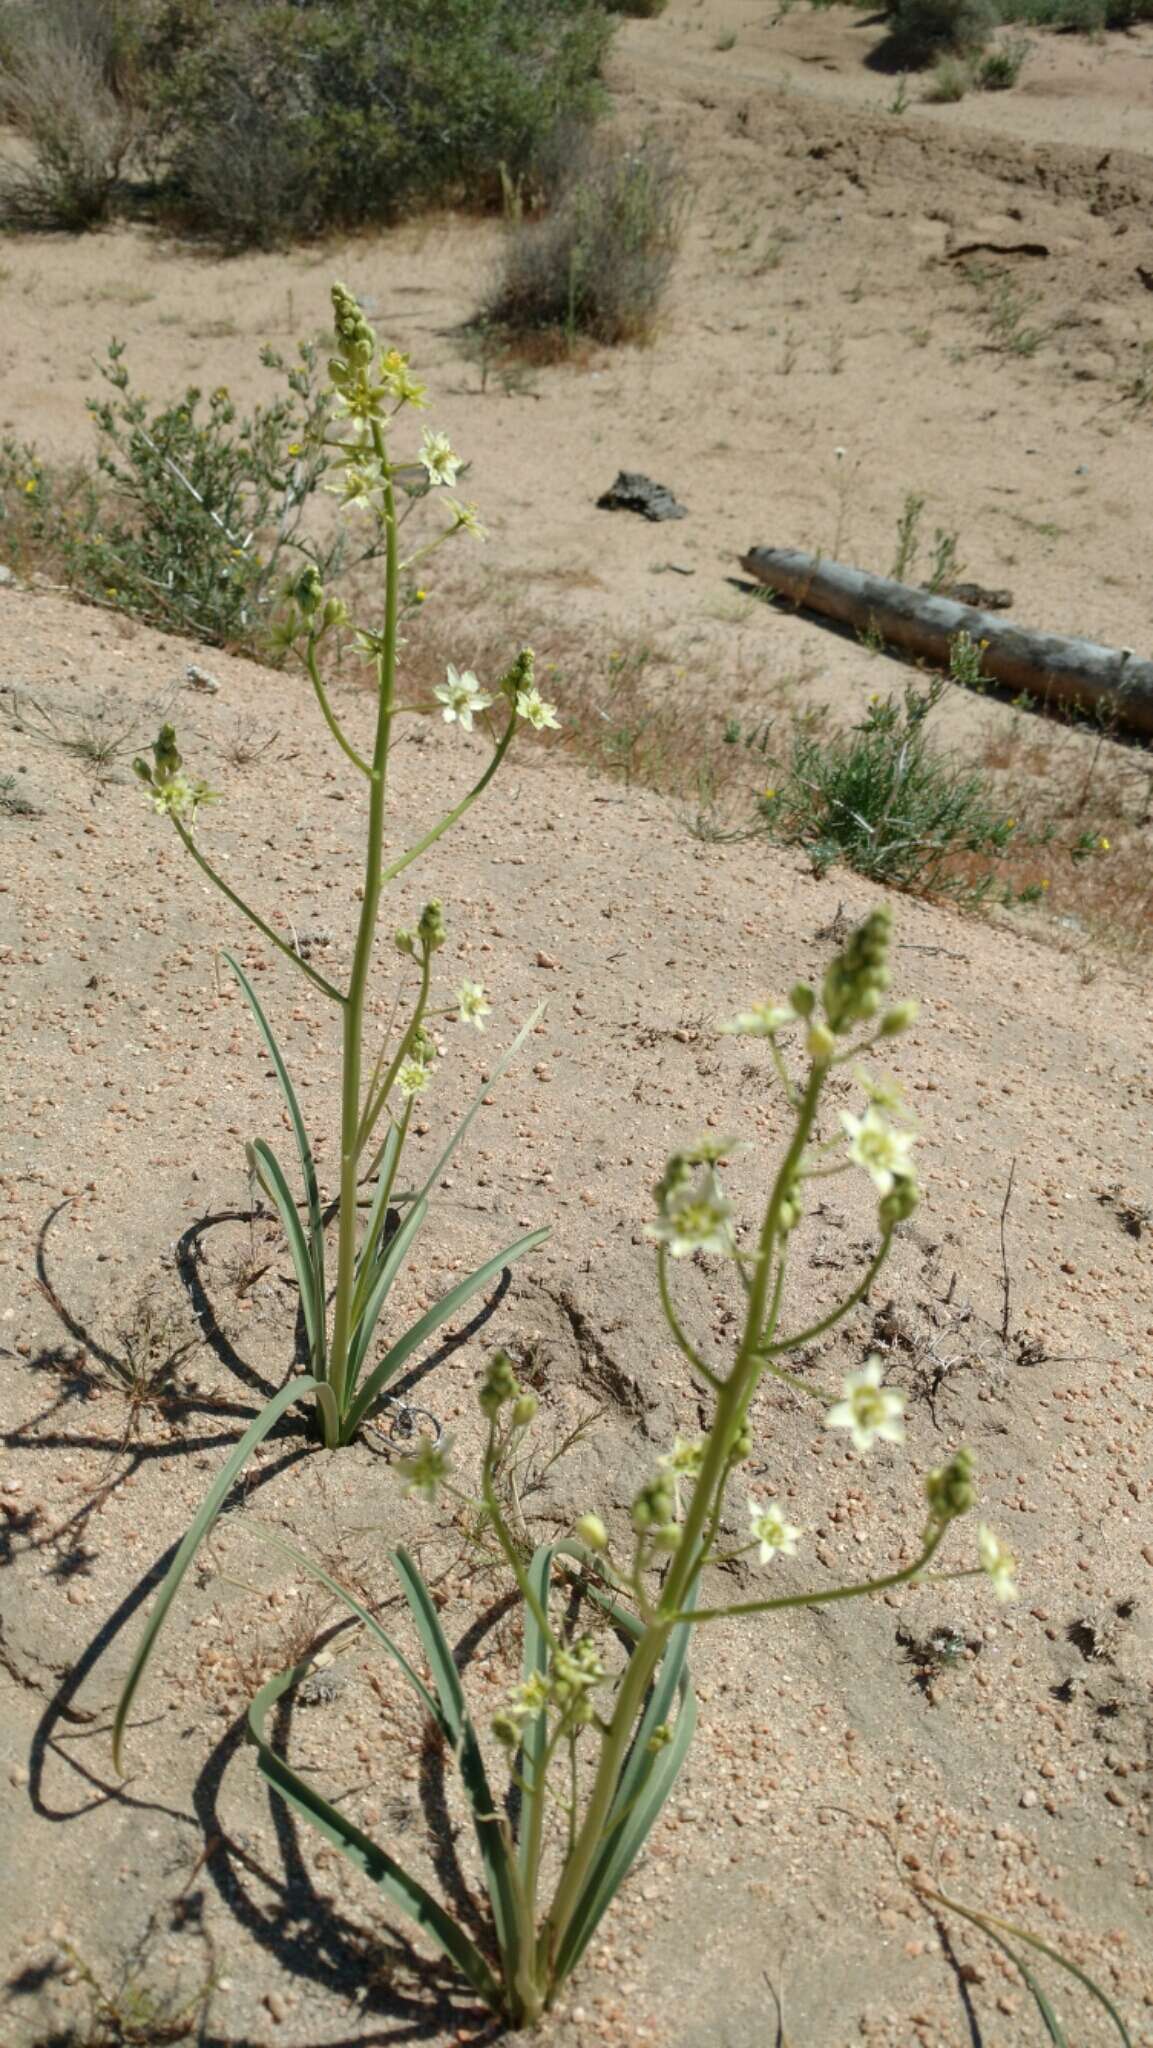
[226,951,326,1366]
[392,1548,526,2003]
[930,1892,1133,2047]
[414,1005,545,1206]
[249,1661,501,2009]
[344,1195,429,1398]
[342,1226,549,1438]
[249,1139,324,1374]
[517,1546,555,1886]
[112,1375,319,1774]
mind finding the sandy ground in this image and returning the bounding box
[1,4,1152,2044]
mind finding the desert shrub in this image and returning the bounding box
[0,338,376,652]
[884,0,995,64]
[604,0,669,13]
[925,53,972,94]
[143,0,612,246]
[976,34,1029,83]
[0,5,141,229]
[758,681,1013,900]
[481,130,688,349]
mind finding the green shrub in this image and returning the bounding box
[0,338,376,653]
[758,682,1013,900]
[604,0,669,13]
[481,130,687,349]
[925,53,972,96]
[977,33,1029,83]
[884,0,995,65]
[146,0,613,246]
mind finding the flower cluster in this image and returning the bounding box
[133,725,215,829]
[477,1349,539,1428]
[648,1141,738,1261]
[491,1636,606,1750]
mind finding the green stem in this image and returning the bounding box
[328,445,398,1432]
[356,947,433,1157]
[378,711,518,888]
[304,634,370,777]
[667,1524,947,1625]
[171,820,343,1004]
[764,1230,892,1355]
[657,1247,720,1389]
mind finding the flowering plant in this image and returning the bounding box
[244,908,1017,2027]
[114,285,557,1769]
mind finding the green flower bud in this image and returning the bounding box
[790,982,816,1017]
[419,899,447,952]
[778,1176,803,1235]
[822,907,894,1036]
[491,1711,521,1750]
[394,928,416,957]
[647,1721,673,1753]
[878,1167,919,1228]
[631,1472,676,1533]
[511,1392,539,1428]
[294,564,324,617]
[807,1022,836,1063]
[925,1446,976,1525]
[880,1000,919,1038]
[652,1522,683,1554]
[321,595,349,632]
[729,1423,753,1464]
[574,1513,608,1552]
[479,1349,519,1417]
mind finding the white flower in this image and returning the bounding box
[398,1056,432,1097]
[445,497,486,540]
[325,459,384,511]
[840,1105,915,1196]
[978,1525,1018,1603]
[748,1498,801,1564]
[825,1357,906,1453]
[420,429,462,488]
[514,685,560,732]
[456,979,491,1031]
[721,1000,794,1038]
[648,1167,734,1260]
[151,770,215,826]
[435,665,492,731]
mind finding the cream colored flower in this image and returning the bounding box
[514,685,560,732]
[840,1105,915,1196]
[978,1524,1018,1603]
[825,1357,906,1453]
[747,1498,801,1564]
[445,497,486,540]
[456,979,491,1031]
[435,665,492,731]
[648,1168,734,1260]
[420,429,462,487]
[398,1057,432,1097]
[721,1000,794,1038]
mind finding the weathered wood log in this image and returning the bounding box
[740,545,1153,741]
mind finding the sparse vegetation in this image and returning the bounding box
[977,34,1029,85]
[480,130,687,350]
[884,0,996,66]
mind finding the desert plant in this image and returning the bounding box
[481,129,687,350]
[759,681,1014,899]
[112,284,559,1769]
[0,19,139,229]
[977,34,1029,84]
[925,54,972,97]
[0,338,371,653]
[605,0,668,13]
[143,0,612,246]
[238,911,1031,2027]
[884,0,995,64]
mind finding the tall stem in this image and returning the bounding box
[328,449,398,1434]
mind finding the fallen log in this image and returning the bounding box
[740,545,1153,741]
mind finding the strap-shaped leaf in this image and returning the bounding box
[343,1226,549,1438]
[344,1195,429,1398]
[249,1661,501,2010]
[930,1892,1133,2047]
[517,1546,556,1886]
[112,1373,320,1773]
[554,1665,697,1980]
[248,1139,324,1374]
[226,951,326,1365]
[414,1005,545,1206]
[392,1549,527,2003]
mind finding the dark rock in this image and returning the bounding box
[597,472,687,522]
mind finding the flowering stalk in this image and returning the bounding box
[291,909,1016,2025]
[114,288,559,1768]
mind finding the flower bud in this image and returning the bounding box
[478,1349,519,1417]
[878,1168,919,1228]
[294,564,324,617]
[790,982,816,1017]
[652,1522,682,1554]
[491,1712,521,1750]
[511,1392,539,1428]
[806,1022,836,1063]
[631,1472,676,1533]
[880,1000,919,1038]
[729,1423,753,1464]
[574,1513,608,1552]
[418,899,447,951]
[925,1446,976,1525]
[394,928,415,957]
[321,595,348,632]
[822,907,894,1035]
